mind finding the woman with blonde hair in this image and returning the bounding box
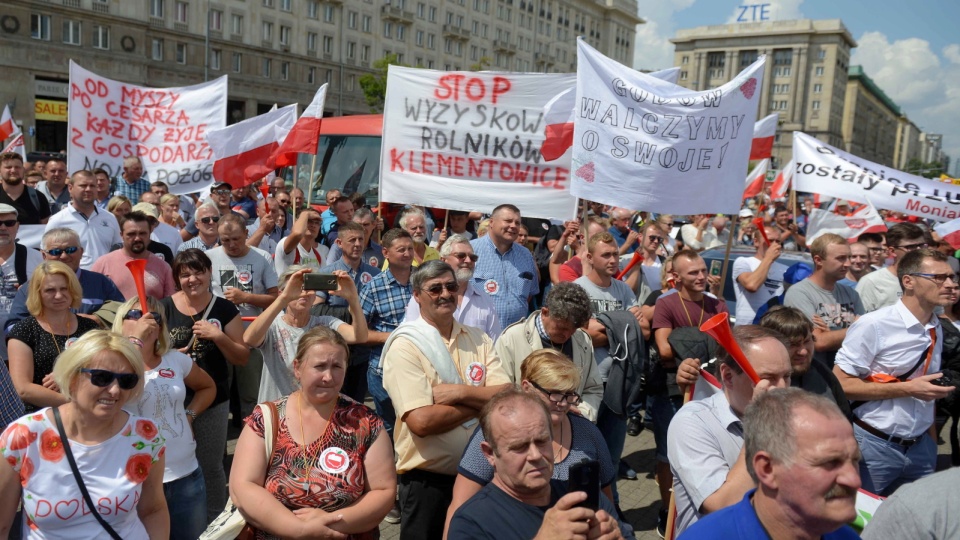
[159,193,186,230]
[8,261,101,413]
[0,330,169,539]
[231,326,395,539]
[107,195,132,224]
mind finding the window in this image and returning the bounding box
[280,0,291,11]
[739,50,758,67]
[383,21,392,38]
[428,6,436,22]
[262,58,272,77]
[175,1,188,23]
[307,32,317,51]
[818,49,827,60]
[209,10,222,31]
[427,33,434,49]
[813,83,822,93]
[417,3,425,18]
[176,43,187,64]
[397,25,405,41]
[362,15,371,33]
[361,44,370,62]
[346,41,356,58]
[262,21,273,41]
[812,100,821,110]
[323,35,333,54]
[151,38,164,60]
[231,14,243,34]
[307,1,319,19]
[232,52,242,72]
[92,25,110,49]
[347,75,355,92]
[150,0,164,18]
[397,53,405,63]
[681,55,688,64]
[707,52,725,68]
[62,20,81,45]
[263,0,274,7]
[773,50,793,65]
[279,25,290,46]
[307,67,316,84]
[416,30,423,46]
[31,14,51,40]
[281,62,289,80]
[210,49,221,70]
[324,5,335,22]
[347,11,357,28]
[680,70,687,80]
[815,66,824,77]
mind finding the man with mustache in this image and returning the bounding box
[90,210,176,300]
[44,170,121,270]
[0,152,50,225]
[680,388,862,539]
[388,207,440,268]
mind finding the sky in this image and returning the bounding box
[631,0,960,174]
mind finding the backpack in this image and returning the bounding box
[14,244,27,286]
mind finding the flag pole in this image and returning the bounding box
[662,381,696,540]
[716,215,736,300]
[291,166,298,223]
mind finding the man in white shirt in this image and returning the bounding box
[733,224,787,325]
[44,170,121,270]
[834,248,957,495]
[857,223,926,312]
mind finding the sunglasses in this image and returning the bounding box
[200,216,221,224]
[450,252,479,262]
[422,281,459,295]
[213,189,232,195]
[80,368,139,390]
[909,273,960,286]
[896,242,929,251]
[123,309,161,321]
[43,246,80,257]
[0,219,18,228]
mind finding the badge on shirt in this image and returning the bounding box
[319,447,350,474]
[208,319,222,331]
[158,368,175,379]
[360,272,373,285]
[369,256,379,267]
[237,271,252,285]
[484,279,499,295]
[64,337,78,349]
[466,362,486,386]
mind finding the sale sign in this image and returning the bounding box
[380,66,578,221]
[67,61,227,195]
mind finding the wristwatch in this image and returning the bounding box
[185,409,197,420]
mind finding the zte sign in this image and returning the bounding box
[737,4,771,22]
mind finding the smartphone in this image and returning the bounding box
[567,459,600,511]
[709,259,723,277]
[303,273,339,291]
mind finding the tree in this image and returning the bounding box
[905,158,944,179]
[358,54,408,113]
[470,56,493,71]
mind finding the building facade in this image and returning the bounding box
[1,0,640,153]
[894,115,921,172]
[842,65,899,167]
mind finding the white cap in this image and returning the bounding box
[738,208,754,218]
[0,203,19,217]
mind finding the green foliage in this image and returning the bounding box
[905,157,945,179]
[470,56,493,71]
[358,54,408,113]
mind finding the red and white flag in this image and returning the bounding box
[770,159,793,200]
[742,158,770,199]
[806,198,886,243]
[690,368,722,401]
[1,133,26,160]
[0,105,16,142]
[540,87,576,162]
[935,218,960,250]
[750,113,778,160]
[205,104,298,188]
[273,84,328,167]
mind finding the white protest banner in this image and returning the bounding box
[571,38,765,215]
[806,199,886,243]
[380,66,578,221]
[793,131,960,222]
[67,61,227,195]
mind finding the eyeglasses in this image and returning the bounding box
[896,242,929,251]
[80,368,139,390]
[867,247,884,253]
[43,246,80,257]
[199,216,221,224]
[647,235,663,243]
[277,199,291,205]
[123,309,161,321]
[450,252,479,262]
[528,380,581,406]
[422,281,459,296]
[909,273,960,286]
[213,189,231,196]
[0,220,18,228]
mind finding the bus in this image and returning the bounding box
[292,114,384,206]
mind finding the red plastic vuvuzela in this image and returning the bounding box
[752,217,770,246]
[615,251,644,280]
[125,259,150,315]
[700,313,760,384]
[260,183,271,212]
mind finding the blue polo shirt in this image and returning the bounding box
[609,225,640,253]
[5,269,125,332]
[678,490,861,539]
[470,235,539,326]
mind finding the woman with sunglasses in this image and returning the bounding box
[243,265,367,403]
[0,330,169,539]
[115,297,216,540]
[161,248,248,524]
[8,261,101,413]
[443,349,617,536]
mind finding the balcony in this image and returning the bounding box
[92,1,109,14]
[62,0,79,7]
[442,24,470,41]
[381,5,414,24]
[493,40,516,54]
[174,22,189,32]
[535,52,556,64]
[149,17,165,29]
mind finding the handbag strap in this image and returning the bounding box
[183,297,217,351]
[52,407,123,540]
[259,401,279,462]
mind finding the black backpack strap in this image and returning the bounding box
[14,243,27,286]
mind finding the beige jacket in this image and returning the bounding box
[493,312,603,422]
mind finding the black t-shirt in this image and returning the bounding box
[161,295,240,406]
[0,187,51,225]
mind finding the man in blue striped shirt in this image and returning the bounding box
[470,204,539,327]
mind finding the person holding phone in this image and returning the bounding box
[732,223,787,326]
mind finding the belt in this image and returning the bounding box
[853,417,921,448]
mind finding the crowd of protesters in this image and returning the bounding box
[0,151,959,539]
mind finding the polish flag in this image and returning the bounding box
[742,158,770,199]
[935,217,960,250]
[205,104,298,188]
[1,132,26,160]
[690,368,722,401]
[0,105,16,142]
[806,198,886,243]
[770,159,793,199]
[750,113,778,160]
[272,84,328,168]
[540,87,576,162]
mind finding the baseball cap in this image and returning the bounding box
[0,203,18,217]
[738,208,754,218]
[131,202,160,219]
[783,262,813,285]
[212,181,232,191]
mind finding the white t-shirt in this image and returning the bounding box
[856,267,902,313]
[0,246,42,360]
[124,351,198,482]
[640,258,663,291]
[1,409,165,539]
[151,222,182,254]
[732,256,787,325]
[274,238,329,277]
[258,313,343,402]
[44,204,121,270]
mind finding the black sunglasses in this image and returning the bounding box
[200,216,221,224]
[80,368,139,390]
[450,252,479,262]
[123,309,161,321]
[423,282,459,295]
[0,219,18,228]
[212,189,232,195]
[43,246,80,257]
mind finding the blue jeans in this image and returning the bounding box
[650,393,684,462]
[853,424,936,496]
[368,362,396,435]
[164,466,207,540]
[596,401,628,505]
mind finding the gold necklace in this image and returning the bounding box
[678,292,705,328]
[41,316,70,356]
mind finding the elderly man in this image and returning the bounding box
[0,152,50,224]
[178,202,222,252]
[733,223,787,326]
[382,260,511,540]
[44,170,122,270]
[608,207,640,255]
[0,203,42,359]
[90,211,176,299]
[36,157,70,214]
[6,227,123,333]
[495,282,603,421]
[834,248,957,496]
[114,155,152,202]
[388,207,440,268]
[448,388,628,540]
[668,325,792,536]
[471,204,539,326]
[405,234,502,340]
[681,388,861,539]
[179,181,238,242]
